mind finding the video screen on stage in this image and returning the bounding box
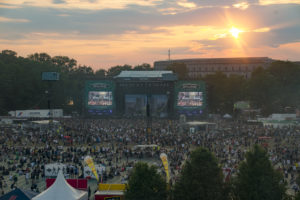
[88,91,113,106]
[125,95,147,115]
[177,92,203,107]
[125,95,168,117]
[151,95,168,117]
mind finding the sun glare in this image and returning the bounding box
[230,27,243,39]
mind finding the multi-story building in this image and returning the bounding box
[154,57,274,79]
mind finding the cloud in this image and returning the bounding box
[233,2,249,9]
[0,0,300,68]
[253,27,270,32]
[52,0,65,4]
[177,1,197,8]
[1,2,299,40]
[188,0,259,7]
[259,0,300,5]
[0,16,30,22]
[0,3,21,8]
[197,24,300,51]
[1,0,164,10]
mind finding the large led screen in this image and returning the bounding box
[88,91,113,106]
[125,95,147,115]
[151,95,168,117]
[177,92,203,107]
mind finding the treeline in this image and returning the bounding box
[0,50,299,115]
[201,62,300,115]
[168,62,300,115]
[125,145,297,200]
[0,50,151,115]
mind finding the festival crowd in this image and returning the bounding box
[0,118,299,195]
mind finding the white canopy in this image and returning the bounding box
[31,120,59,124]
[32,170,87,200]
[223,114,232,119]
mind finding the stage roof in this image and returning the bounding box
[114,71,174,78]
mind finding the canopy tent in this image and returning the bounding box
[223,114,232,119]
[31,120,59,124]
[0,188,37,200]
[32,170,87,200]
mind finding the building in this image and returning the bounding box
[154,57,274,79]
[294,61,300,66]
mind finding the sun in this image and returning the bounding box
[230,27,243,39]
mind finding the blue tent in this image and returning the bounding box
[0,188,37,200]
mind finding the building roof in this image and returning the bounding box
[114,71,173,78]
[154,57,273,65]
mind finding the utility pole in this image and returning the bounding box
[168,49,171,61]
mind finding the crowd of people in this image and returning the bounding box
[0,118,299,195]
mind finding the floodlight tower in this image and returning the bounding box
[42,72,59,127]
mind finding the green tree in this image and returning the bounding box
[223,74,247,114]
[173,148,227,200]
[95,69,106,78]
[202,71,228,114]
[1,49,17,57]
[247,67,278,115]
[28,52,52,63]
[267,61,300,112]
[166,62,188,80]
[246,62,300,115]
[125,162,167,200]
[134,63,152,71]
[233,145,286,200]
[106,64,132,77]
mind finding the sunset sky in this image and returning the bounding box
[1,0,300,70]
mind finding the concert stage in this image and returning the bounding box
[85,71,206,118]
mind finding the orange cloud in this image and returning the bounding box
[0,16,30,22]
[233,2,249,10]
[1,0,163,10]
[259,0,300,4]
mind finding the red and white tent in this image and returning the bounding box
[32,170,88,200]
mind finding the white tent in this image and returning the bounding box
[223,114,232,119]
[32,170,87,200]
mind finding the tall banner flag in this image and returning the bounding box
[84,156,99,182]
[160,153,170,183]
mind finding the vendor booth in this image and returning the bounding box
[95,184,125,200]
[186,121,216,133]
